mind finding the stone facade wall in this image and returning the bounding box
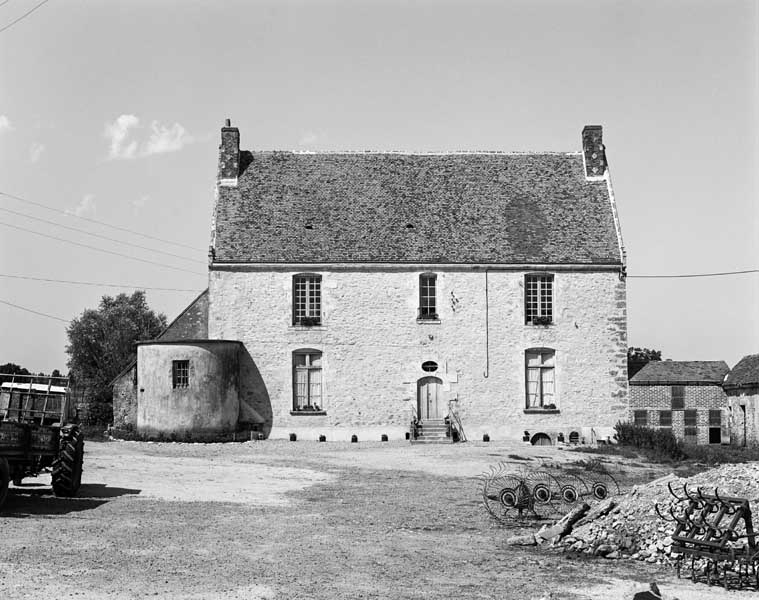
[112,364,137,428]
[727,387,759,447]
[208,268,628,442]
[136,341,241,439]
[629,384,727,445]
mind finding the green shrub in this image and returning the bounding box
[614,422,685,461]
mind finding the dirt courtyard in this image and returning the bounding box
[1,439,754,599]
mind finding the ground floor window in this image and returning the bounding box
[293,350,322,411]
[633,410,648,426]
[659,410,672,427]
[525,348,555,409]
[709,410,722,444]
[172,360,189,388]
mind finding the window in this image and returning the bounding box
[418,273,437,320]
[709,410,721,426]
[293,350,322,411]
[659,410,672,427]
[684,409,697,427]
[525,348,556,409]
[293,274,321,326]
[633,410,648,426]
[671,385,685,409]
[172,360,189,389]
[525,274,553,325]
[684,427,698,441]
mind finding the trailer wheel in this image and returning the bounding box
[0,457,9,509]
[52,427,84,497]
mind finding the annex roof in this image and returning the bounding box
[724,354,759,389]
[1,382,67,394]
[630,361,730,386]
[212,151,623,265]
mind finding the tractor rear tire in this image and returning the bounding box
[52,427,84,497]
[0,457,9,509]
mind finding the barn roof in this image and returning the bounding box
[724,354,759,389]
[211,141,624,265]
[630,361,730,386]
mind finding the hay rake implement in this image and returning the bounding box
[479,463,619,522]
[655,482,759,590]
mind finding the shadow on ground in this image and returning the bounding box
[2,483,141,517]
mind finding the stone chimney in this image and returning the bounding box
[582,125,606,179]
[219,118,240,186]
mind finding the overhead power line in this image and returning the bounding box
[0,221,207,277]
[0,273,204,292]
[0,0,50,35]
[0,191,206,252]
[628,269,759,279]
[0,1,12,9]
[0,206,205,265]
[0,298,69,323]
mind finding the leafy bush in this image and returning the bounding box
[614,422,685,461]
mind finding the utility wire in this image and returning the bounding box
[0,206,205,265]
[0,191,206,252]
[0,1,12,9]
[628,269,759,279]
[0,0,50,34]
[0,298,69,322]
[0,221,206,277]
[0,273,204,292]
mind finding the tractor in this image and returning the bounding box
[0,373,84,509]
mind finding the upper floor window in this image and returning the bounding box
[293,274,321,326]
[293,350,322,411]
[525,274,553,325]
[525,348,555,409]
[671,385,685,410]
[172,360,189,389]
[418,273,437,320]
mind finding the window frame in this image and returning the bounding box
[671,385,685,410]
[659,410,672,427]
[291,349,324,414]
[524,273,554,325]
[172,360,189,389]
[633,410,648,427]
[418,273,438,321]
[524,348,557,411]
[684,409,698,427]
[292,273,322,326]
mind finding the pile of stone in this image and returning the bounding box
[558,463,759,563]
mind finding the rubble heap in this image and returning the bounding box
[558,463,759,563]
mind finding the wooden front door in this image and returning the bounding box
[418,377,444,420]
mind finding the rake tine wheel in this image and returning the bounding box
[668,481,687,502]
[655,503,676,522]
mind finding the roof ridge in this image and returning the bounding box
[245,150,583,156]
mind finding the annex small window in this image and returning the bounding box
[525,348,555,409]
[418,273,437,320]
[633,410,648,427]
[525,274,553,325]
[293,350,322,411]
[293,274,321,326]
[671,385,685,410]
[421,361,438,373]
[659,410,672,427]
[172,360,189,389]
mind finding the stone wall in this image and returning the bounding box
[112,364,137,429]
[629,384,727,445]
[208,267,628,442]
[727,387,759,447]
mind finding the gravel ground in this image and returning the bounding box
[0,439,750,599]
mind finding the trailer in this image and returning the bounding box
[0,374,83,509]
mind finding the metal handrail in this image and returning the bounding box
[447,402,467,442]
[409,404,419,440]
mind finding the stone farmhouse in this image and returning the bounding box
[724,354,759,447]
[112,121,629,444]
[629,360,730,445]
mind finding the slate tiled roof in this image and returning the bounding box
[212,152,623,265]
[630,361,730,385]
[724,354,759,389]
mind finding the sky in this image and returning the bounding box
[0,0,757,373]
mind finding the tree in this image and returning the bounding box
[66,291,167,416]
[0,363,31,385]
[627,347,662,379]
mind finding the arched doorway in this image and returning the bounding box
[531,432,552,446]
[417,376,444,420]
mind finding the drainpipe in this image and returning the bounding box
[483,268,489,378]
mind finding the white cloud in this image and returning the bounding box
[144,121,193,155]
[105,114,140,159]
[66,194,96,217]
[29,142,45,163]
[104,114,193,159]
[0,114,12,133]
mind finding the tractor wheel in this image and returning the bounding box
[0,457,9,509]
[52,427,84,497]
